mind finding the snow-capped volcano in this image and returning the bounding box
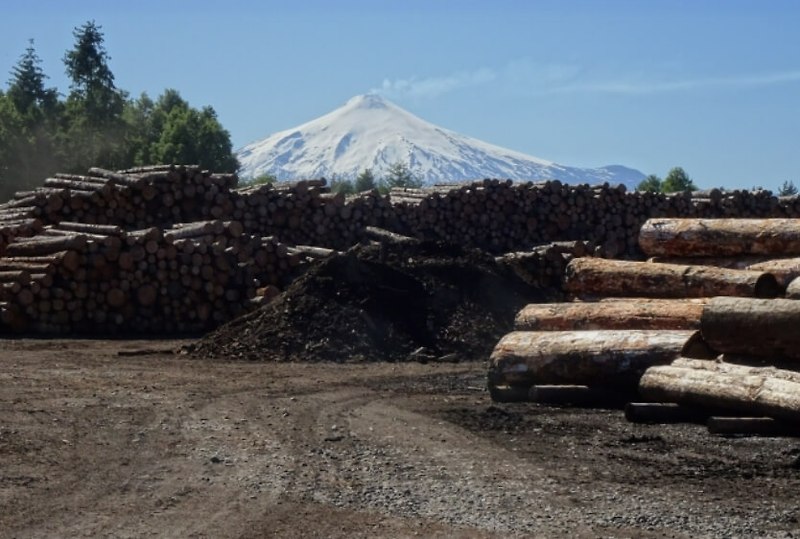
[237,94,645,188]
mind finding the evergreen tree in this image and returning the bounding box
[636,174,663,193]
[330,178,355,195]
[355,168,377,191]
[0,40,61,200]
[778,180,798,196]
[383,161,422,189]
[7,40,59,116]
[63,21,123,122]
[62,20,127,172]
[661,166,697,192]
[148,90,238,172]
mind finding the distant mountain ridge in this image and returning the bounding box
[237,94,645,189]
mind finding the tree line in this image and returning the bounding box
[251,161,424,195]
[0,21,238,202]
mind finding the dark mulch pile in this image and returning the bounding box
[189,241,549,362]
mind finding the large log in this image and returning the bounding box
[699,297,800,360]
[787,276,800,299]
[639,218,800,257]
[564,257,781,299]
[514,299,704,331]
[638,358,800,422]
[5,235,88,257]
[488,330,693,389]
[648,256,800,287]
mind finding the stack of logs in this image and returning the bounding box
[389,182,800,257]
[0,219,301,334]
[7,170,800,261]
[488,217,800,436]
[6,163,800,336]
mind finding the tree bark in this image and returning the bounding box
[638,358,800,422]
[514,299,704,331]
[787,276,800,299]
[700,297,800,360]
[639,218,800,257]
[488,330,693,389]
[564,257,781,299]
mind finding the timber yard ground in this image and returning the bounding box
[2,339,800,538]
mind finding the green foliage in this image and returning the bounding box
[383,161,422,189]
[778,180,798,196]
[661,166,697,192]
[355,168,377,192]
[637,167,698,193]
[0,41,62,198]
[636,174,663,193]
[7,40,59,116]
[63,21,124,122]
[330,178,356,195]
[0,22,240,201]
[149,95,238,172]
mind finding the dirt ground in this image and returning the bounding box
[2,339,800,538]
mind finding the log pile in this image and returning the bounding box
[389,182,800,256]
[490,216,800,436]
[0,220,300,334]
[4,163,800,337]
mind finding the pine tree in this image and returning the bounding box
[7,40,58,116]
[636,174,663,193]
[62,20,126,171]
[0,40,61,199]
[778,180,798,196]
[383,161,422,189]
[662,167,697,192]
[355,168,377,191]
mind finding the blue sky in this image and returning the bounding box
[2,0,799,190]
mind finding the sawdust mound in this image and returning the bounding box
[190,241,546,362]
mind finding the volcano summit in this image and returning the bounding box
[237,94,644,188]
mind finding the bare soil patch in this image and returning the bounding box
[2,339,800,538]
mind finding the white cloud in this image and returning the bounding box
[374,59,800,100]
[374,67,496,99]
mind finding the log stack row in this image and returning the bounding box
[637,298,800,434]
[0,220,300,334]
[230,181,395,250]
[5,163,800,336]
[388,181,800,256]
[489,217,800,437]
[7,169,800,260]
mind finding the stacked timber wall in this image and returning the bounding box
[2,165,800,335]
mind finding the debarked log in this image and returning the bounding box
[564,257,781,299]
[488,330,693,389]
[638,358,800,422]
[787,276,800,299]
[649,256,800,287]
[514,298,704,331]
[639,218,800,257]
[700,297,800,360]
[5,234,88,257]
